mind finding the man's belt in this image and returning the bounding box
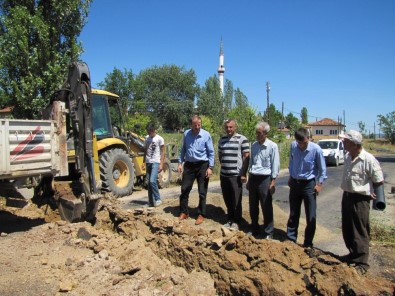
[292,177,314,184]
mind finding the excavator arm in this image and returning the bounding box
[46,62,100,222]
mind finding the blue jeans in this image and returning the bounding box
[146,162,160,204]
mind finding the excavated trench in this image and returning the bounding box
[101,202,394,296]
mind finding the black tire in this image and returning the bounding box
[99,148,134,197]
[158,159,172,189]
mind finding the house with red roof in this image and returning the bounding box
[306,118,345,141]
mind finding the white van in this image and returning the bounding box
[317,139,345,166]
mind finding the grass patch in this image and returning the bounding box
[370,218,395,245]
[364,139,395,154]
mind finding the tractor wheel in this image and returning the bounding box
[99,148,134,197]
[158,159,172,189]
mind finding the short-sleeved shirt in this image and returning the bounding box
[341,149,384,196]
[145,134,164,164]
[218,133,250,176]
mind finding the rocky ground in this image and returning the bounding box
[0,178,394,296]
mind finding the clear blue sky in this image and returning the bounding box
[80,0,395,133]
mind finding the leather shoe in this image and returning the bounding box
[179,213,189,221]
[195,215,204,225]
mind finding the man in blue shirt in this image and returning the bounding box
[178,115,215,225]
[247,121,280,239]
[287,127,327,248]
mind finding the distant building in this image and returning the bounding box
[306,118,345,140]
[277,126,292,139]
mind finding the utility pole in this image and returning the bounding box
[374,122,376,140]
[266,81,270,121]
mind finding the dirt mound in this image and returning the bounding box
[1,193,394,295]
[104,203,393,295]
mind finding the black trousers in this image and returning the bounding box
[287,178,316,246]
[179,161,209,216]
[220,175,243,223]
[342,191,371,266]
[248,174,273,236]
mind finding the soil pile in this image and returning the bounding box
[0,194,394,295]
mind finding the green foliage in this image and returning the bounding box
[377,111,395,144]
[97,68,135,118]
[301,107,308,124]
[223,79,233,116]
[358,121,366,136]
[0,0,92,119]
[200,115,216,139]
[278,141,291,169]
[133,65,198,131]
[126,112,151,136]
[198,76,224,127]
[285,112,301,135]
[227,106,259,142]
[234,87,249,110]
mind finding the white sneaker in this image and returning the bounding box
[154,200,162,207]
[230,223,239,231]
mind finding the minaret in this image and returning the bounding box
[217,38,225,95]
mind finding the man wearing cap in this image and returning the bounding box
[340,130,384,275]
[286,127,327,248]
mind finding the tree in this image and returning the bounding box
[377,111,395,144]
[0,0,92,119]
[133,65,198,131]
[197,75,224,126]
[234,87,248,110]
[301,107,308,124]
[285,112,301,135]
[223,79,233,117]
[227,105,258,142]
[97,68,135,117]
[358,121,366,136]
[266,104,282,132]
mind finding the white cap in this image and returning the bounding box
[340,130,362,144]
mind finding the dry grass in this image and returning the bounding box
[364,139,395,154]
[370,218,395,245]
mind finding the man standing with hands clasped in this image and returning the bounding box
[218,119,250,231]
[287,127,327,248]
[339,130,384,275]
[247,121,280,239]
[178,115,215,225]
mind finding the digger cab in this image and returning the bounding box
[91,89,124,140]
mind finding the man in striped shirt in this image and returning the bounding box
[218,119,250,231]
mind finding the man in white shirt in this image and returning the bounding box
[142,122,165,207]
[340,130,384,275]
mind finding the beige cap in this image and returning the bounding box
[340,130,362,144]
